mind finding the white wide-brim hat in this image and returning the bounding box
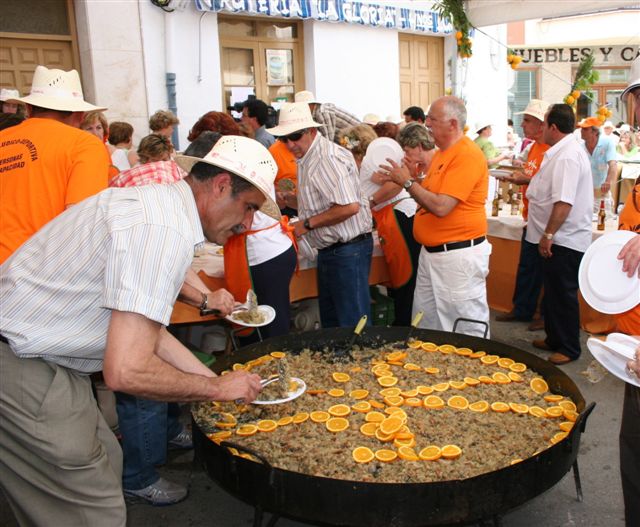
[17,65,106,112]
[0,88,21,104]
[294,90,319,104]
[266,102,322,137]
[474,119,493,134]
[515,99,549,122]
[622,56,640,103]
[362,113,381,126]
[175,135,281,220]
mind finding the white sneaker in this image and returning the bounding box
[123,477,188,506]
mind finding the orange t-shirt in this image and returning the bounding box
[615,183,640,334]
[520,141,550,221]
[269,140,297,192]
[0,118,109,263]
[413,136,488,246]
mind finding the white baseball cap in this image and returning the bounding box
[17,65,106,112]
[265,102,322,137]
[175,135,280,220]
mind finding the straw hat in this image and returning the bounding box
[621,57,640,103]
[17,65,106,112]
[362,113,381,126]
[515,99,549,122]
[294,90,319,104]
[175,135,280,220]
[0,88,21,104]
[265,102,322,137]
[474,119,493,134]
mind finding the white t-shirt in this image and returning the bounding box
[111,148,131,172]
[525,134,593,253]
[246,187,292,266]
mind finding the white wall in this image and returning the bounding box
[303,20,401,121]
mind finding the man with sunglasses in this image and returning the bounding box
[268,102,373,328]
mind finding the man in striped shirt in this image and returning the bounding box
[0,136,278,525]
[268,103,373,327]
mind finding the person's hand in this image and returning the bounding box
[370,170,386,186]
[293,219,307,238]
[627,346,640,379]
[379,158,412,187]
[539,236,553,258]
[210,370,262,403]
[206,289,236,316]
[511,158,525,168]
[617,233,640,277]
[276,191,295,209]
[600,181,611,194]
[503,170,530,185]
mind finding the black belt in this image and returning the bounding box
[424,236,486,253]
[0,334,8,344]
[319,232,372,252]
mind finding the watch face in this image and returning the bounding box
[404,180,413,189]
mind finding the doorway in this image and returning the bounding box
[398,33,444,115]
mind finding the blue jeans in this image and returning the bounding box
[317,235,373,327]
[512,228,544,320]
[115,393,182,490]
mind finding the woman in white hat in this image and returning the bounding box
[0,88,25,116]
[474,120,512,168]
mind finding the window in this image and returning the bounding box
[508,69,537,132]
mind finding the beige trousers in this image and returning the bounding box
[0,342,126,526]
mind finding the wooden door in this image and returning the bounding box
[399,34,444,114]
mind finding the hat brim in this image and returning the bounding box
[514,110,545,122]
[17,94,106,112]
[175,154,281,220]
[621,80,640,102]
[265,121,322,137]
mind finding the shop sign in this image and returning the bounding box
[195,0,452,35]
[512,45,639,65]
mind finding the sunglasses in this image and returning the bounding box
[278,129,307,143]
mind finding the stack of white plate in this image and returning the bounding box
[587,334,640,387]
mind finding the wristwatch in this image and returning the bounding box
[403,180,414,190]
[303,218,314,230]
[199,292,208,311]
[543,232,554,240]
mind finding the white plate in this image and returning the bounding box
[225,305,276,328]
[252,377,307,405]
[599,333,638,361]
[587,337,640,388]
[490,169,512,180]
[363,137,404,169]
[578,230,640,314]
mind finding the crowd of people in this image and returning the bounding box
[0,56,639,526]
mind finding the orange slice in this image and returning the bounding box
[384,406,405,416]
[530,378,549,394]
[379,387,402,397]
[545,406,564,418]
[401,388,419,397]
[463,377,481,386]
[378,376,399,387]
[395,429,414,439]
[417,385,434,395]
[438,344,456,354]
[490,402,510,413]
[404,397,423,407]
[328,404,351,417]
[372,366,391,377]
[544,394,564,403]
[404,363,422,371]
[418,445,442,461]
[352,401,372,413]
[433,382,450,392]
[215,412,237,428]
[497,357,515,368]
[292,412,309,424]
[558,400,577,412]
[478,375,496,384]
[509,362,527,373]
[387,360,405,367]
[208,430,232,443]
[550,431,568,445]
[468,400,490,413]
[528,406,547,418]
[349,389,369,400]
[387,351,407,361]
[424,395,445,409]
[492,372,511,384]
[365,411,386,423]
[480,354,499,365]
[425,367,440,374]
[384,395,404,407]
[509,402,529,414]
[369,399,385,409]
[375,449,398,462]
[277,416,293,426]
[397,446,419,461]
[421,342,438,351]
[455,347,473,356]
[257,419,278,432]
[510,458,523,465]
[326,417,350,433]
[232,363,245,371]
[236,424,258,437]
[441,444,462,460]
[327,388,345,397]
[394,436,417,448]
[374,427,396,442]
[508,372,523,382]
[350,365,362,373]
[563,410,579,422]
[447,395,469,410]
[559,421,574,432]
[360,422,379,436]
[407,339,423,349]
[332,372,351,383]
[469,351,487,359]
[379,416,404,435]
[449,380,467,390]
[309,411,330,423]
[352,446,374,463]
[270,351,286,359]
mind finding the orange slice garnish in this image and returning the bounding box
[236,424,258,437]
[441,444,462,460]
[449,380,467,390]
[365,411,386,423]
[490,402,510,413]
[404,397,422,407]
[455,347,473,356]
[386,351,407,361]
[492,372,511,384]
[497,357,515,368]
[378,376,399,387]
[360,422,379,436]
[438,344,456,354]
[256,419,278,432]
[277,416,293,426]
[375,449,398,462]
[292,412,309,423]
[508,372,523,382]
[530,377,549,394]
[544,394,564,402]
[349,389,369,400]
[327,388,345,397]
[550,431,568,445]
[417,385,434,395]
[509,362,527,373]
[352,446,374,463]
[400,388,419,397]
[563,410,579,422]
[384,395,404,407]
[447,395,469,410]
[352,401,372,413]
[421,342,438,351]
[418,445,442,461]
[468,400,489,413]
[424,395,445,409]
[480,354,499,365]
[326,417,350,433]
[379,387,402,397]
[232,363,245,371]
[328,404,351,417]
[558,400,577,412]
[397,445,419,461]
[369,399,385,409]
[403,363,422,371]
[478,375,496,384]
[509,402,529,414]
[407,339,423,349]
[545,406,564,418]
[208,431,232,443]
[270,351,286,359]
[332,372,351,383]
[469,351,487,359]
[309,411,330,423]
[379,416,404,435]
[424,367,440,374]
[374,427,396,442]
[432,382,450,392]
[528,406,547,418]
[463,377,481,386]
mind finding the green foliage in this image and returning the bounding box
[434,0,473,58]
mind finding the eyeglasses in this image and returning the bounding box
[278,129,307,143]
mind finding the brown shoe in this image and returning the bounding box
[548,352,573,365]
[532,339,552,351]
[528,319,545,331]
[495,312,518,322]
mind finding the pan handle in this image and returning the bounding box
[452,317,489,338]
[220,440,276,485]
